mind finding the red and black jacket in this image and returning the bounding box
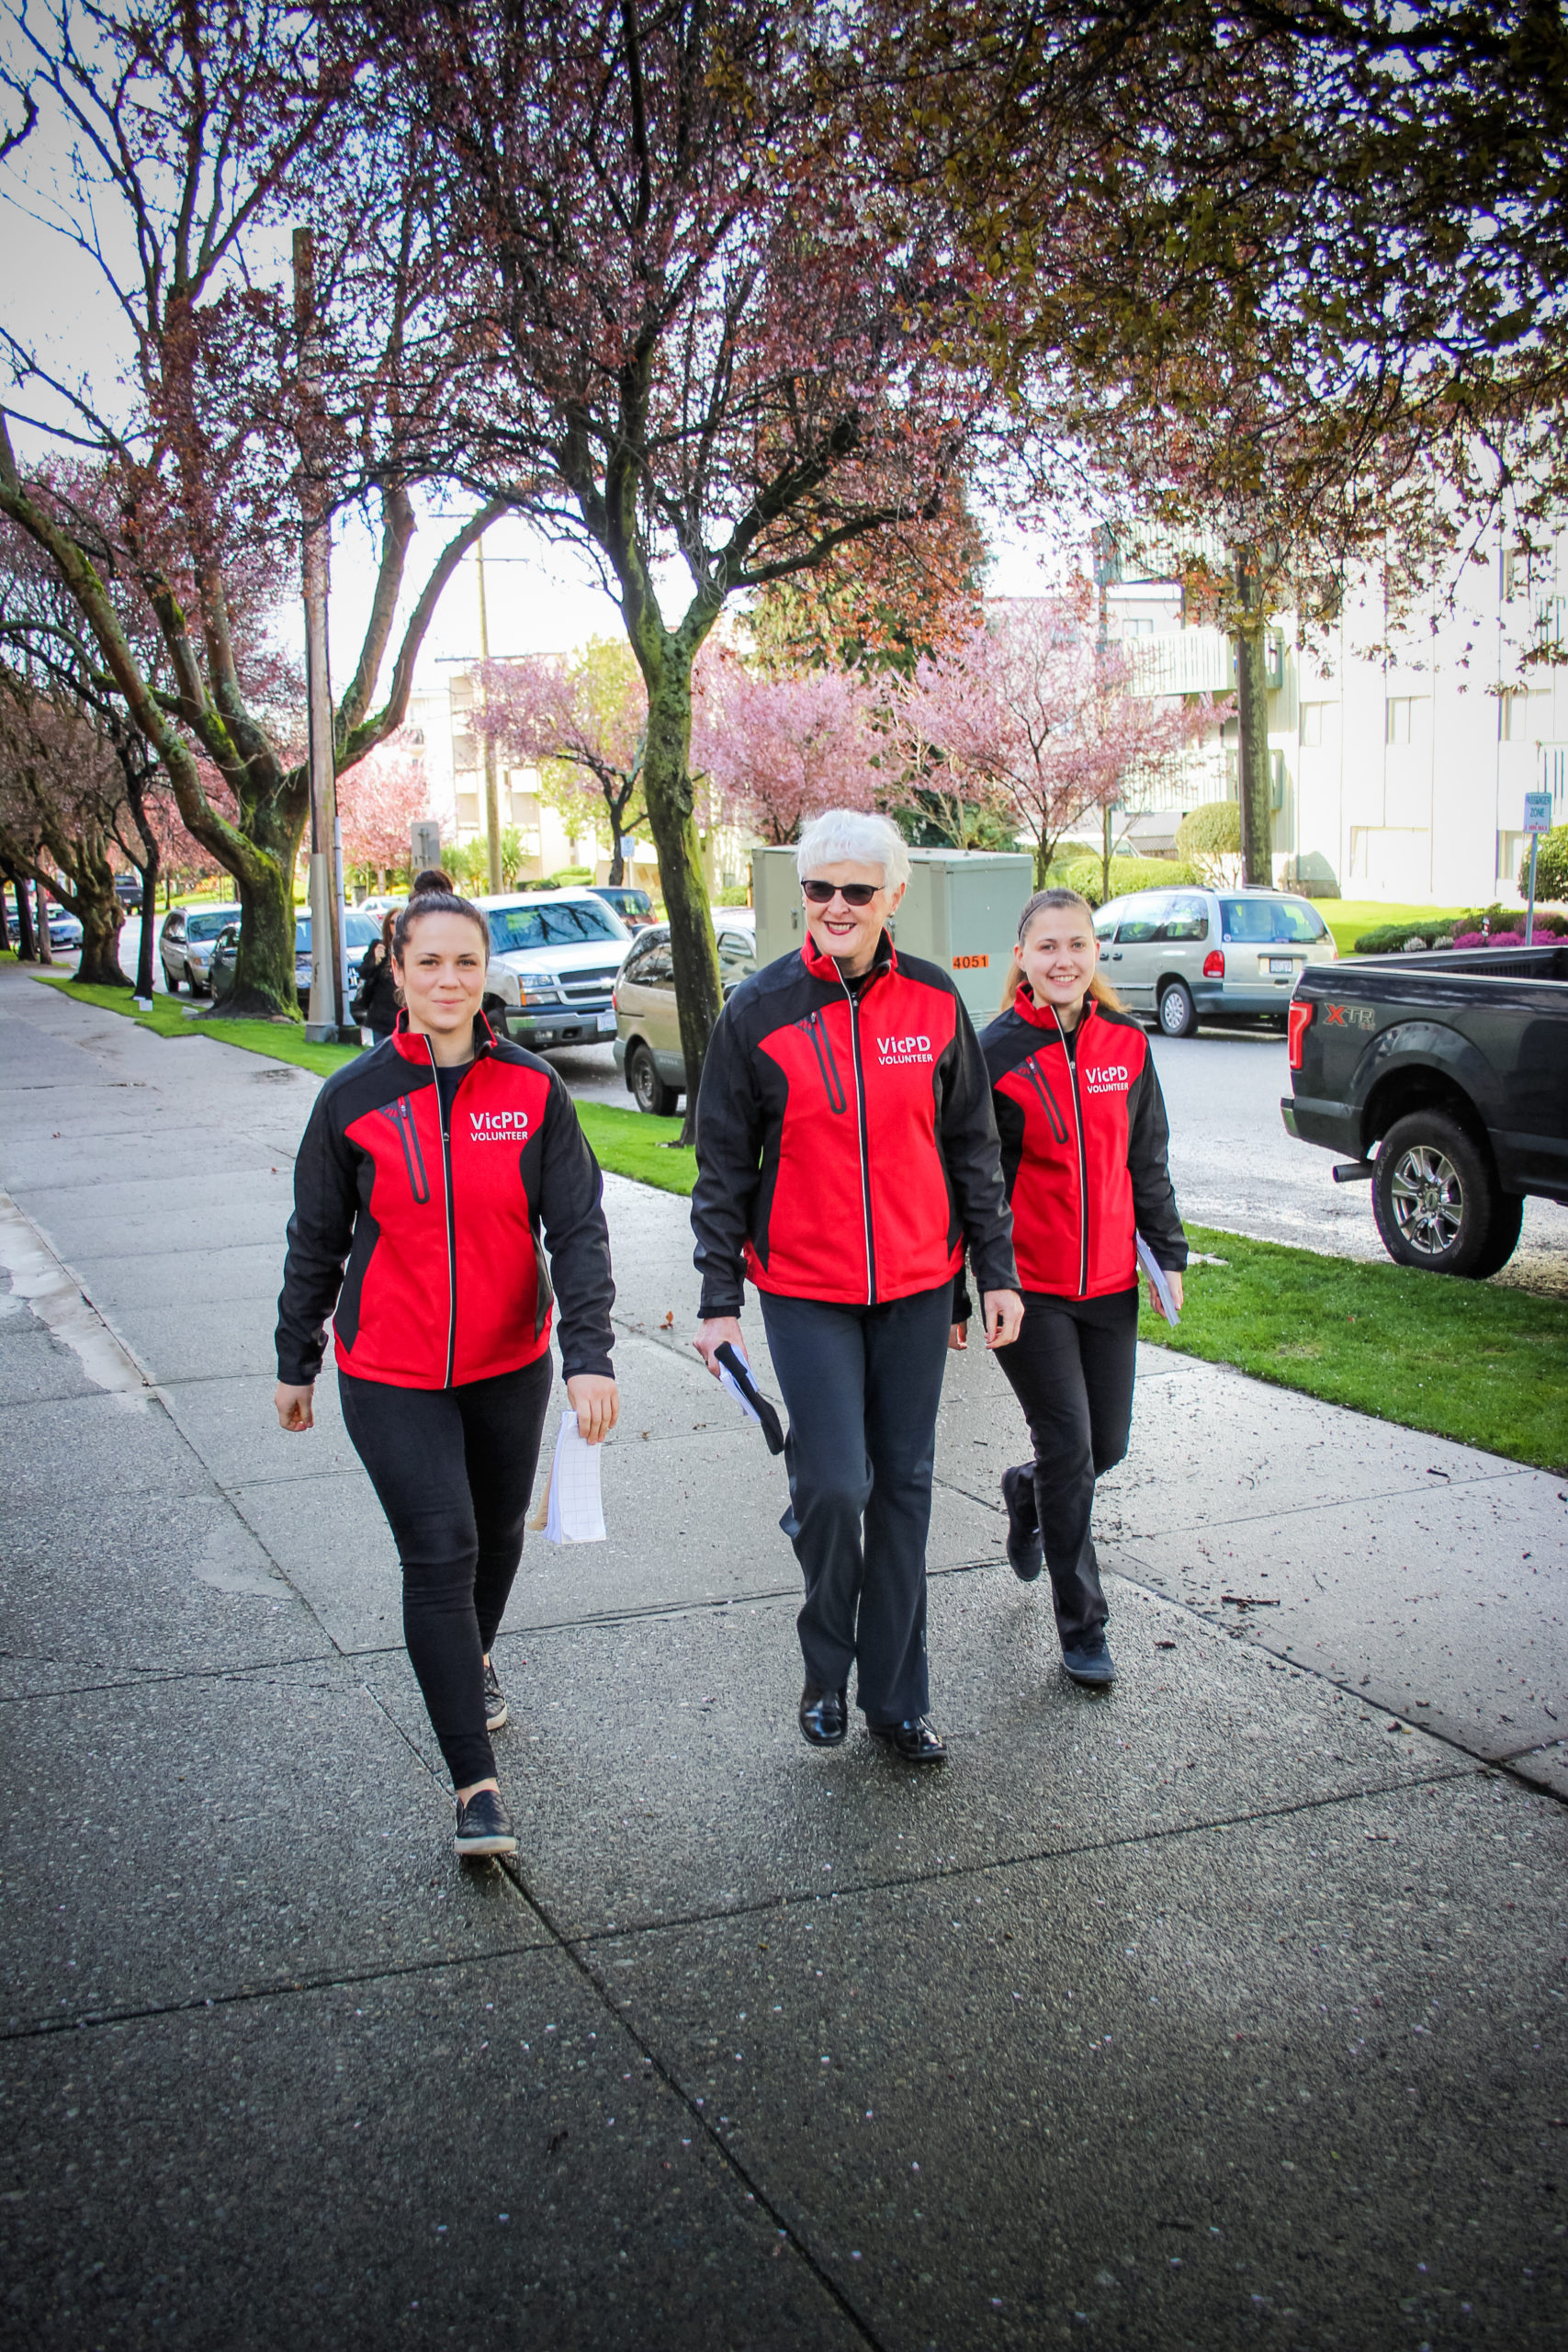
[970,984,1187,1303]
[692,931,1017,1316]
[276,1012,615,1390]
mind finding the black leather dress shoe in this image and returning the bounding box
[868,1715,948,1764]
[799,1685,848,1747]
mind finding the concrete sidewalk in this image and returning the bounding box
[2,961,1564,2350]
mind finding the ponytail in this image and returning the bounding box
[1002,887,1123,1014]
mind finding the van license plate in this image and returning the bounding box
[1269,957,1294,975]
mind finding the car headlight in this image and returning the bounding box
[519,977,562,1006]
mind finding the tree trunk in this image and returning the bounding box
[5,866,37,960]
[641,657,722,1144]
[35,879,53,964]
[1235,622,1273,886]
[608,827,626,887]
[136,856,159,998]
[72,831,130,987]
[227,847,302,1019]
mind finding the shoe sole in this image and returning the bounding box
[867,1735,947,1765]
[1063,1668,1116,1689]
[454,1832,518,1856]
[485,1703,509,1731]
[799,1724,847,1747]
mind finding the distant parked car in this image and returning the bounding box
[113,873,143,909]
[588,884,657,931]
[1093,885,1337,1038]
[159,902,242,995]
[474,888,633,1051]
[613,911,757,1113]
[9,901,85,950]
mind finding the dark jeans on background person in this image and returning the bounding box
[994,1285,1139,1652]
[338,1354,553,1787]
[760,1283,953,1725]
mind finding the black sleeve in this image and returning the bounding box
[1128,1056,1187,1270]
[276,1084,360,1385]
[939,995,1018,1296]
[536,1072,616,1380]
[691,995,766,1319]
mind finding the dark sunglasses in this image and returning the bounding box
[802,879,880,907]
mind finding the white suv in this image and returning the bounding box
[472,888,633,1049]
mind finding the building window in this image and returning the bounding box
[1496,831,1527,885]
[1501,689,1553,741]
[1384,696,1427,745]
[1300,702,1334,748]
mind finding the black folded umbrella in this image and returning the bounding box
[714,1342,785,1455]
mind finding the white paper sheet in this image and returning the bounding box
[542,1408,606,1544]
[717,1343,762,1427]
[1135,1232,1180,1327]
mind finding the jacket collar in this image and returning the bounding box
[1011,981,1097,1041]
[391,1007,499,1066]
[801,927,897,989]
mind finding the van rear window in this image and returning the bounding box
[1220,897,1325,944]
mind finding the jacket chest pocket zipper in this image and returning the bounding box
[374,1098,432,1203]
[1021,1056,1069,1145]
[797,1011,849,1113]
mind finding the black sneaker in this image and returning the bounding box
[454,1787,517,1856]
[1000,1464,1043,1582]
[483,1657,509,1733]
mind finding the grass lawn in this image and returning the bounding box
[1140,1223,1568,1473]
[1318,899,1470,956]
[30,973,362,1080]
[576,1102,694,1194]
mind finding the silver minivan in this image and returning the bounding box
[1094,886,1337,1037]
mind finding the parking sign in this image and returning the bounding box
[1523,791,1553,834]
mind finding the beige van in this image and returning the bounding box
[1095,886,1337,1036]
[613,914,757,1112]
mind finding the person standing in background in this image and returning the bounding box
[958,888,1186,1690]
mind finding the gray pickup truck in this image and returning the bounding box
[1281,942,1568,1277]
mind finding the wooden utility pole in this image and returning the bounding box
[475,536,502,894]
[294,228,346,1040]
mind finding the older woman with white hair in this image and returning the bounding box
[691,809,1022,1762]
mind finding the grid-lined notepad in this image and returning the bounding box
[541,1408,606,1544]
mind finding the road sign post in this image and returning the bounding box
[1522,789,1552,946]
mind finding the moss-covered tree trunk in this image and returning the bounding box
[639,650,723,1144]
[73,832,128,987]
[221,777,310,1019]
[1233,550,1273,888]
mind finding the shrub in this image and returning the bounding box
[1175,799,1243,887]
[1060,854,1196,908]
[1521,824,1568,902]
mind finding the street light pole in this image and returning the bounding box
[475,536,502,894]
[295,227,345,1044]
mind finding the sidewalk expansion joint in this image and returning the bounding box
[0,1648,340,1703]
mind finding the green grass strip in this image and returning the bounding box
[576,1101,695,1195]
[30,973,362,1080]
[1141,1224,1568,1473]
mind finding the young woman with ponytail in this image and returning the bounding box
[953,888,1187,1688]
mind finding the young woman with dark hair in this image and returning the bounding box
[351,908,401,1038]
[275,890,618,1857]
[955,888,1187,1690]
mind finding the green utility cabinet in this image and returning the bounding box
[750,845,1034,1029]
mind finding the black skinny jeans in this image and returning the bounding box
[339,1355,553,1787]
[994,1286,1139,1652]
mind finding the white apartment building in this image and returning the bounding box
[1119,531,1568,906]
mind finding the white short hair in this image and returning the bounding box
[795,809,910,894]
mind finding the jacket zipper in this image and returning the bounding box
[1053,1006,1090,1297]
[425,1036,459,1385]
[837,970,876,1303]
[1019,1054,1069,1145]
[373,1097,432,1203]
[797,1010,849,1113]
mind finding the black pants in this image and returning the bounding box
[760,1283,952,1724]
[339,1355,553,1787]
[994,1286,1139,1652]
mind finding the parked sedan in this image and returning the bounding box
[159,902,242,995]
[613,912,757,1112]
[1094,885,1337,1038]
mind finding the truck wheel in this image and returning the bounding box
[629,1044,680,1117]
[1372,1111,1513,1278]
[1157,980,1197,1038]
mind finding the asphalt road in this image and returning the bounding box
[109,916,1567,1294]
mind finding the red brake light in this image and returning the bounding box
[1201,948,1224,979]
[1288,999,1314,1069]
